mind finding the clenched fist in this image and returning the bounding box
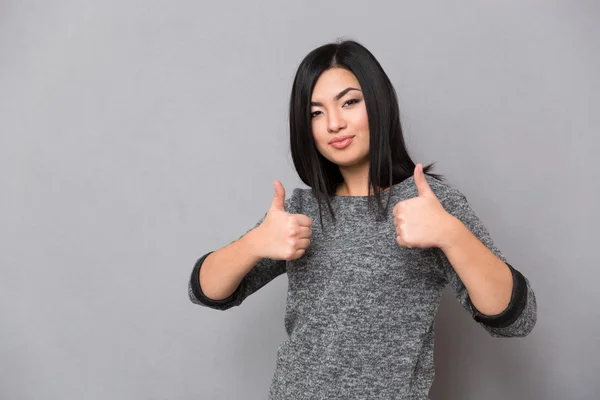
[255,180,313,261]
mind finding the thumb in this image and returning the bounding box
[414,163,433,197]
[270,180,286,211]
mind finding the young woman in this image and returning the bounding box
[189,39,537,399]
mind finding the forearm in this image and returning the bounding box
[199,228,265,301]
[438,216,514,316]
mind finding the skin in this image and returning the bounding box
[310,68,514,316]
[310,67,380,197]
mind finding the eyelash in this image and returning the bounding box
[311,98,361,119]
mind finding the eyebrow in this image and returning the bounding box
[310,87,361,106]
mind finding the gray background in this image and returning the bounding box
[1,1,598,399]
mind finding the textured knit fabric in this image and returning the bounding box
[188,175,537,399]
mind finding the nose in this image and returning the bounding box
[327,109,347,133]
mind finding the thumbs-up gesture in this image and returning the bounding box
[393,164,454,249]
[255,180,313,261]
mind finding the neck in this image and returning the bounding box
[336,162,389,196]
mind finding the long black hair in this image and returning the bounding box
[289,39,444,230]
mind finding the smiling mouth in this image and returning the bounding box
[329,136,354,149]
[329,135,355,144]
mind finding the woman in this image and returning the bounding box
[188,39,537,399]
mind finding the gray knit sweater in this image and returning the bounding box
[188,175,537,399]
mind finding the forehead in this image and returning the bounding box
[311,68,361,99]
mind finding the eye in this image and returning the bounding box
[310,98,361,119]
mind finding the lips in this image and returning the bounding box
[329,136,354,149]
[329,135,355,144]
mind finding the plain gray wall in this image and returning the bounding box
[1,1,598,399]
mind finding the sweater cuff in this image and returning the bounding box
[470,262,528,328]
[190,251,242,307]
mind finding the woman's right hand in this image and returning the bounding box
[254,180,313,261]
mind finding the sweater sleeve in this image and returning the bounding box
[188,190,299,311]
[434,187,537,338]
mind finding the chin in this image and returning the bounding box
[333,158,359,167]
[330,154,369,168]
[318,143,368,165]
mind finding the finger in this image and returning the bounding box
[298,226,312,238]
[395,221,406,236]
[396,235,405,247]
[414,163,434,197]
[297,238,311,249]
[270,180,286,211]
[392,201,404,217]
[293,248,306,259]
[396,234,412,248]
[295,214,313,227]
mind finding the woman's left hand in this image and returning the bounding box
[393,163,456,249]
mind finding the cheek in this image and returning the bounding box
[311,122,328,144]
[356,110,369,131]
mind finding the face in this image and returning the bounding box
[310,68,370,168]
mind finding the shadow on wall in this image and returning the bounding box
[430,288,547,399]
[429,208,556,400]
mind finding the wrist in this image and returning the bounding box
[437,214,464,251]
[244,226,267,261]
